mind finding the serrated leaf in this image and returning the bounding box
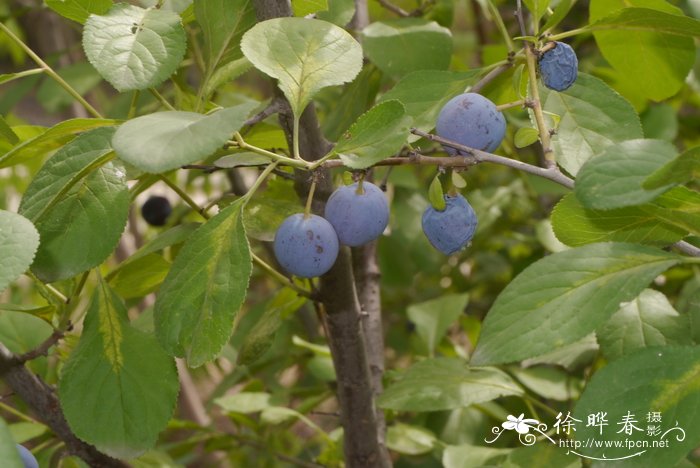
[361,19,452,77]
[551,193,687,247]
[59,280,178,458]
[108,253,170,299]
[195,0,255,76]
[407,293,468,356]
[0,118,119,168]
[83,4,187,91]
[644,147,700,189]
[514,127,539,148]
[428,175,445,210]
[471,243,681,366]
[589,1,695,101]
[538,73,643,175]
[0,211,39,294]
[597,289,692,361]
[379,70,479,142]
[241,17,362,117]
[292,0,328,16]
[335,100,411,169]
[575,139,677,210]
[19,127,129,283]
[46,0,112,24]
[378,358,522,411]
[154,199,252,367]
[573,346,700,467]
[0,115,19,144]
[112,103,256,173]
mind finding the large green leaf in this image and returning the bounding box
[574,139,677,210]
[470,243,681,366]
[59,280,178,458]
[379,70,480,142]
[108,253,170,299]
[0,211,39,294]
[241,17,362,117]
[641,187,700,236]
[644,147,700,190]
[19,127,129,282]
[46,0,112,24]
[83,4,187,91]
[586,7,700,37]
[154,199,252,367]
[377,358,522,411]
[361,19,452,77]
[597,289,692,361]
[551,193,687,247]
[0,118,119,168]
[194,0,255,75]
[589,0,695,101]
[335,100,412,169]
[316,0,355,26]
[36,63,103,114]
[112,103,256,173]
[0,418,23,468]
[539,73,643,175]
[406,293,468,357]
[573,346,700,467]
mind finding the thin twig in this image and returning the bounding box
[14,324,71,364]
[376,0,409,16]
[674,241,700,257]
[470,60,514,94]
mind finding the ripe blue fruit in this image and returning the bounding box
[436,93,506,154]
[274,213,339,278]
[422,194,478,255]
[16,444,38,468]
[324,182,389,247]
[141,195,172,226]
[538,41,578,91]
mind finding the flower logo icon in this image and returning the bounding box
[502,414,540,434]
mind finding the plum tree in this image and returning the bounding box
[435,93,506,154]
[538,41,578,91]
[324,181,389,246]
[141,195,172,227]
[422,194,478,255]
[273,213,339,278]
[16,445,38,468]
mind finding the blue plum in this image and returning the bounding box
[539,41,578,91]
[324,182,389,246]
[274,213,339,278]
[16,444,38,468]
[436,93,506,154]
[422,194,478,255]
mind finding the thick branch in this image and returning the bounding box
[0,344,126,467]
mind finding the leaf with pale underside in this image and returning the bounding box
[0,211,39,294]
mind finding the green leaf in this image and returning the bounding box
[514,127,539,148]
[0,211,39,294]
[112,103,256,173]
[677,274,700,344]
[589,1,695,101]
[505,444,580,468]
[0,115,19,144]
[214,392,271,414]
[0,118,119,168]
[316,0,355,26]
[335,100,411,169]
[377,358,522,411]
[575,139,677,210]
[443,444,510,468]
[83,4,187,91]
[0,418,23,468]
[108,253,170,299]
[59,280,178,459]
[508,366,581,401]
[46,0,112,23]
[154,199,252,367]
[0,310,54,375]
[644,147,700,190]
[194,0,255,76]
[214,152,271,168]
[451,171,467,189]
[428,174,445,211]
[542,0,574,32]
[202,57,252,100]
[36,63,103,113]
[292,0,328,16]
[642,187,700,237]
[641,103,678,141]
[242,178,301,242]
[523,0,550,23]
[241,17,362,117]
[386,423,436,455]
[539,73,643,175]
[573,346,700,467]
[470,243,681,366]
[361,19,452,77]
[551,193,687,247]
[597,289,692,361]
[406,293,468,356]
[19,127,130,283]
[379,70,479,142]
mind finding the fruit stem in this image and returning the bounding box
[232,132,310,169]
[496,99,526,111]
[304,175,317,219]
[524,42,556,167]
[250,252,314,298]
[355,174,365,195]
[159,174,211,220]
[243,162,280,206]
[446,169,458,197]
[293,116,302,160]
